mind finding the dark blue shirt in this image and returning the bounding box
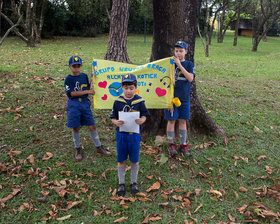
[174,60,195,102]
[64,73,90,99]
[110,95,150,132]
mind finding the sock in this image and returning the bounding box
[72,132,80,148]
[90,131,101,147]
[131,164,139,184]
[166,131,175,143]
[118,166,126,184]
[179,129,187,145]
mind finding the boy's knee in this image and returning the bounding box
[89,125,96,132]
[73,127,80,133]
[118,161,126,167]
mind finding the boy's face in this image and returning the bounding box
[122,84,136,99]
[174,47,187,61]
[69,64,82,76]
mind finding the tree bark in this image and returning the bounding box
[217,0,228,43]
[104,0,130,63]
[0,0,2,36]
[209,6,222,45]
[144,0,224,136]
[233,0,242,46]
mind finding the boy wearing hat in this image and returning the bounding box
[65,56,111,161]
[110,74,150,196]
[164,41,195,156]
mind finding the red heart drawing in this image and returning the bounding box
[101,94,107,100]
[98,81,107,88]
[155,88,167,97]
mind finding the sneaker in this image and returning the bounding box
[179,144,191,156]
[75,147,83,161]
[117,184,125,197]
[168,143,178,155]
[96,145,111,156]
[130,183,139,195]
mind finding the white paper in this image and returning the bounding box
[119,111,140,133]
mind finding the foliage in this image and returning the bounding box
[0,33,280,223]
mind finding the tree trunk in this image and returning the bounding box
[25,0,35,47]
[262,20,267,42]
[144,0,224,136]
[146,0,185,134]
[0,0,2,37]
[218,2,227,43]
[233,0,242,46]
[204,0,209,57]
[209,7,221,45]
[104,0,130,63]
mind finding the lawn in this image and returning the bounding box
[0,32,280,223]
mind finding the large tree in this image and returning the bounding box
[251,0,280,52]
[144,0,225,136]
[104,0,131,63]
[0,0,47,47]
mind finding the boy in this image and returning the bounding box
[65,56,111,161]
[110,74,150,196]
[164,41,195,156]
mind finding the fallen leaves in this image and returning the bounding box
[1,188,21,203]
[146,181,161,192]
[42,152,53,161]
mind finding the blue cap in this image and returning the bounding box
[122,74,137,84]
[69,56,82,66]
[174,41,187,49]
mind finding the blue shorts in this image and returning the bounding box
[116,132,141,163]
[67,98,95,128]
[164,101,190,120]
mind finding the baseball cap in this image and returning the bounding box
[121,74,137,84]
[174,41,187,49]
[69,56,83,66]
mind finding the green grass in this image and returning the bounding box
[1,32,280,223]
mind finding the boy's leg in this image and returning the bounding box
[117,161,126,197]
[178,119,191,156]
[73,127,82,161]
[166,120,178,155]
[89,125,111,156]
[130,162,139,195]
[127,133,141,194]
[116,132,128,196]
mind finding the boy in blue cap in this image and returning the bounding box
[65,56,111,161]
[110,74,150,196]
[164,41,195,156]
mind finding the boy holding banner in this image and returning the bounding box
[164,41,195,156]
[64,56,111,161]
[110,74,150,196]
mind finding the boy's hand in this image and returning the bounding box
[112,119,124,127]
[88,89,95,95]
[167,107,174,113]
[135,116,146,125]
[173,56,181,66]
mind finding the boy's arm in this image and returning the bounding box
[70,89,95,97]
[174,57,194,82]
[135,116,147,125]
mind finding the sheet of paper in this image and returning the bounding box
[119,111,140,133]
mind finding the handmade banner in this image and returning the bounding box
[92,57,175,109]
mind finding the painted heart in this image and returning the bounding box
[155,88,167,97]
[101,94,108,100]
[98,81,107,88]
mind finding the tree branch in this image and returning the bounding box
[0,14,23,46]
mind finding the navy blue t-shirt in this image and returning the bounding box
[64,73,90,99]
[174,60,195,102]
[110,95,150,132]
